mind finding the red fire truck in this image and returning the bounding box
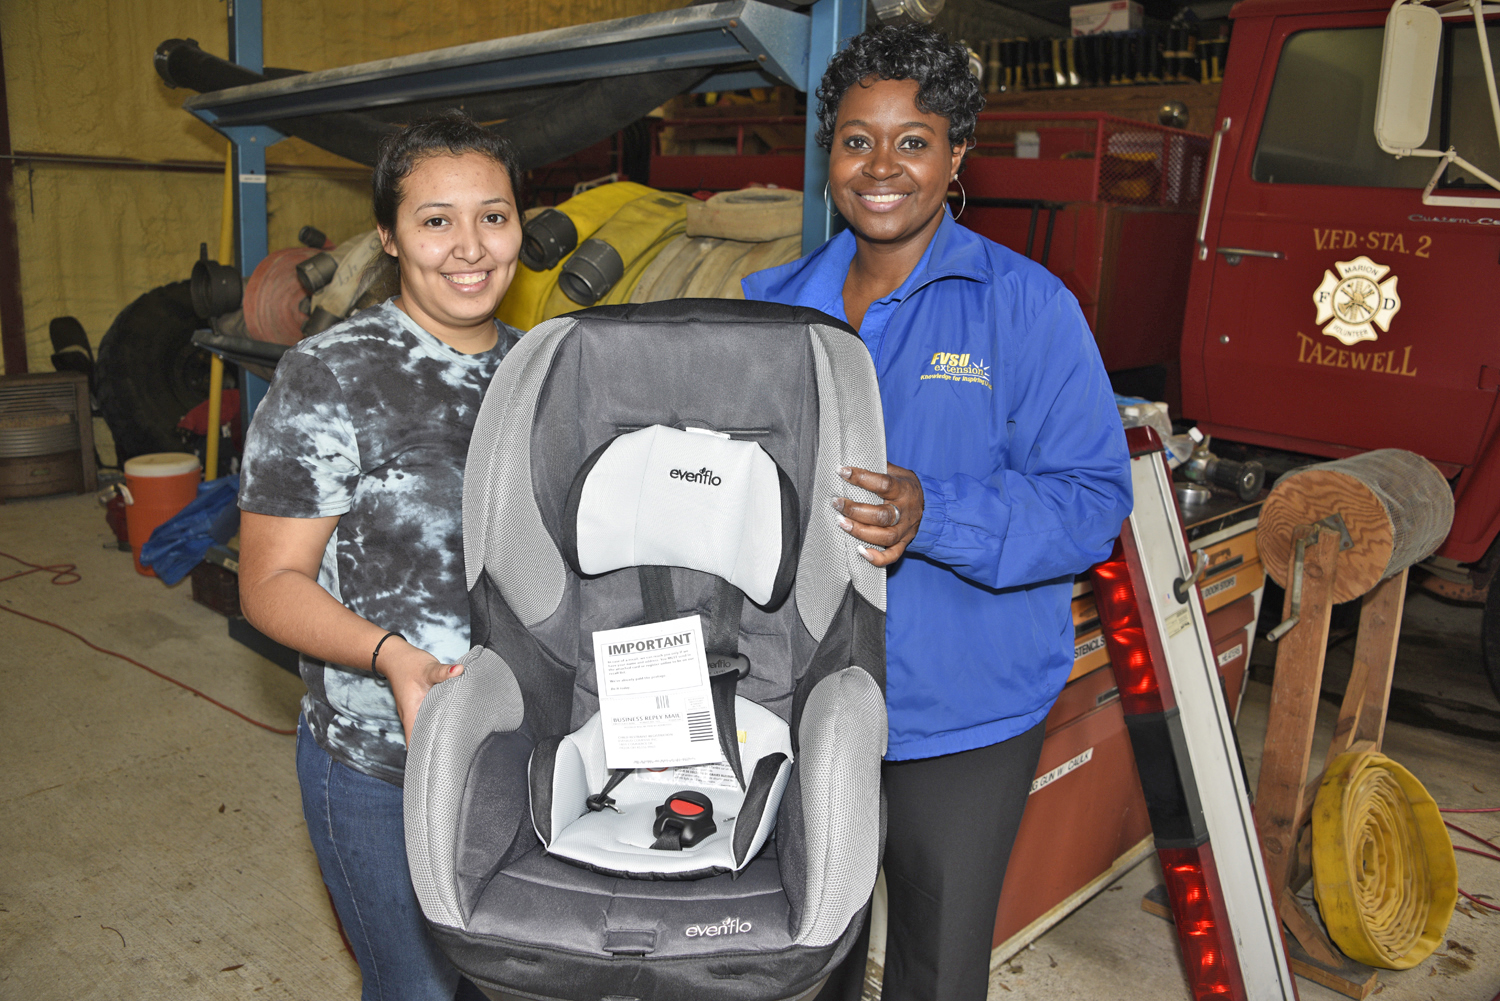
[1181,0,1499,692]
[651,0,1500,699]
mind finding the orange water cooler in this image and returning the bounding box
[121,453,201,576]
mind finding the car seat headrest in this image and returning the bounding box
[561,424,800,609]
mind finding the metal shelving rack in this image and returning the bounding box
[197,0,862,411]
[200,0,862,287]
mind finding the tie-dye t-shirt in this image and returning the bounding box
[239,300,516,784]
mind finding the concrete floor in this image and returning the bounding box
[0,492,357,999]
[1,490,1497,1000]
[983,584,1500,1001]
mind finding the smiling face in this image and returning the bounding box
[377,151,521,352]
[828,76,965,250]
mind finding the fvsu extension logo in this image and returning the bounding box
[920,350,992,390]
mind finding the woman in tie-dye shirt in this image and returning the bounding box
[238,112,522,1001]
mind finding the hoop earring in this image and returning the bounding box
[824,181,838,217]
[952,178,967,221]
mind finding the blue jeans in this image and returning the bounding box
[297,716,462,1001]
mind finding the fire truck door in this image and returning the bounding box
[1197,13,1500,468]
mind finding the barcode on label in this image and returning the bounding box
[686,711,714,742]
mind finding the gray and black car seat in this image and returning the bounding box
[403,299,890,1001]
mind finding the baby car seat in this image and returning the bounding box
[404,299,889,1001]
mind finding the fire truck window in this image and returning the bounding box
[1440,23,1500,188]
[1253,28,1437,188]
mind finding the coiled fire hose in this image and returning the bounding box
[496,181,654,331]
[1311,750,1458,969]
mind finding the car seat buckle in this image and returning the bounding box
[652,791,716,850]
[586,768,631,813]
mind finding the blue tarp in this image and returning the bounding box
[141,474,241,585]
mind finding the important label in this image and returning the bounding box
[591,615,721,770]
[1216,643,1245,668]
[1030,747,1093,796]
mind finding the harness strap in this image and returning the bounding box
[585,567,685,811]
[651,826,683,851]
[628,568,749,793]
[705,577,748,791]
[638,565,676,624]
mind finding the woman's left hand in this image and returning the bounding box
[834,463,925,567]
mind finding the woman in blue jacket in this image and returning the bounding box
[742,23,1132,1001]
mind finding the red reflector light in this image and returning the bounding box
[1157,844,1247,1001]
[1089,545,1171,715]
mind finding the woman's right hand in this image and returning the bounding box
[374,638,465,745]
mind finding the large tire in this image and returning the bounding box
[96,281,224,462]
[1484,582,1500,705]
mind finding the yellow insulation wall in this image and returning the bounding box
[0,0,679,383]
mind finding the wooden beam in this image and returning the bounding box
[1278,887,1341,969]
[1344,568,1407,754]
[1254,526,1341,894]
[1285,935,1379,1000]
[0,22,28,375]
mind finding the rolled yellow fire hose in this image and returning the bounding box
[495,181,654,331]
[540,191,690,319]
[596,225,687,307]
[1311,750,1457,969]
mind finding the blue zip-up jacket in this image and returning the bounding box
[744,212,1132,760]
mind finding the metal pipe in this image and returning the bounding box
[1267,532,1313,642]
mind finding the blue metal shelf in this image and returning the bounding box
[194,0,864,290]
[189,2,810,127]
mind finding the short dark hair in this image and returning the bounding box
[371,110,524,233]
[813,23,984,159]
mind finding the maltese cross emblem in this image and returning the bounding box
[1312,256,1401,346]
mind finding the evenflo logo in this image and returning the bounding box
[685,916,753,937]
[670,467,722,486]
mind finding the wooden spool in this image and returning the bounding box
[1257,450,1453,605]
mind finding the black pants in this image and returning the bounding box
[820,719,1047,1001]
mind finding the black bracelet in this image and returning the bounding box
[371,630,406,675]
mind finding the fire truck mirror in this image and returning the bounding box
[1374,2,1442,152]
